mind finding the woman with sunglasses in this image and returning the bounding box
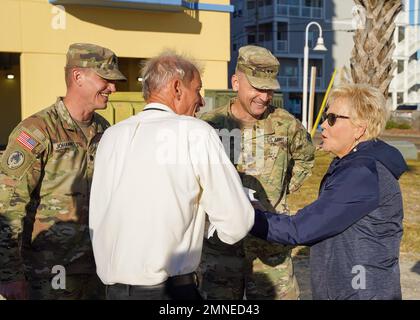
[250,83,408,300]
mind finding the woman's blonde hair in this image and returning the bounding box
[327,83,390,140]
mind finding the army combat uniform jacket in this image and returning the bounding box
[201,101,315,213]
[0,98,109,283]
[199,100,315,299]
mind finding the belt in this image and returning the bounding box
[167,272,199,287]
[109,272,199,290]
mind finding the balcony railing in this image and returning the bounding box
[248,39,288,54]
[394,26,420,58]
[390,60,420,91]
[278,76,323,90]
[395,11,408,25]
[254,40,275,53]
[301,6,323,19]
[276,4,323,18]
[277,40,288,53]
[276,5,300,17]
[279,76,300,89]
[246,6,275,20]
[246,3,324,21]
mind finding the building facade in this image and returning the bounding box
[0,0,233,146]
[231,0,420,117]
[231,0,333,118]
[390,0,420,109]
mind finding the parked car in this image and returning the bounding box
[396,104,420,111]
[394,104,420,120]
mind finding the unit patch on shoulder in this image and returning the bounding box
[7,151,25,169]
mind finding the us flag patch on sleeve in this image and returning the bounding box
[16,131,38,152]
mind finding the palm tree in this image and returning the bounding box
[350,0,402,97]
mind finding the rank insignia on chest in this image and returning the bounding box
[16,131,38,152]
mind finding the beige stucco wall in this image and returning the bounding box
[0,0,231,119]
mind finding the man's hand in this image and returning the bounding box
[0,280,29,300]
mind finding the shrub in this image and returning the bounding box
[386,120,411,130]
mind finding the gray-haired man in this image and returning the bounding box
[89,51,254,300]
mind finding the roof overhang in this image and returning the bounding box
[49,0,234,13]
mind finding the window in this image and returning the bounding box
[280,59,298,77]
[307,31,315,48]
[233,9,243,18]
[305,0,323,7]
[247,1,255,10]
[277,22,288,40]
[308,59,323,76]
[284,66,297,76]
[279,0,299,5]
[397,60,404,73]
[398,26,405,42]
[397,92,403,104]
[248,34,256,44]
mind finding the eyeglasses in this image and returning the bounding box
[322,112,350,127]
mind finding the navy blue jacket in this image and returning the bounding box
[251,139,407,299]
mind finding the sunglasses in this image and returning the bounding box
[322,112,350,127]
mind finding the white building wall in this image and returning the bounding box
[390,0,420,109]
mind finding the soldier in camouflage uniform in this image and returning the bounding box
[198,45,315,300]
[0,43,126,300]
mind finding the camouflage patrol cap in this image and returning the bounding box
[236,45,280,90]
[66,43,127,81]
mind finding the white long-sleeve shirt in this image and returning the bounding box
[89,103,254,286]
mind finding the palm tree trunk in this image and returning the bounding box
[350,0,402,97]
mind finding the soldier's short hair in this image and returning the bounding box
[141,51,201,101]
[327,83,389,140]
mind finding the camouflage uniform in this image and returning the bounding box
[0,43,125,300]
[198,45,315,300]
[199,101,315,300]
[0,98,108,299]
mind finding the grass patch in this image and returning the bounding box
[386,120,412,130]
[289,150,420,256]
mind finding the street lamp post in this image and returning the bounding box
[302,21,327,130]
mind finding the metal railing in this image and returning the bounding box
[276,4,323,18]
[276,40,288,53]
[301,6,323,19]
[278,76,323,90]
[246,5,275,20]
[394,26,420,58]
[390,60,420,91]
[278,76,302,89]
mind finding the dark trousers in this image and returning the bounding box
[106,273,203,300]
